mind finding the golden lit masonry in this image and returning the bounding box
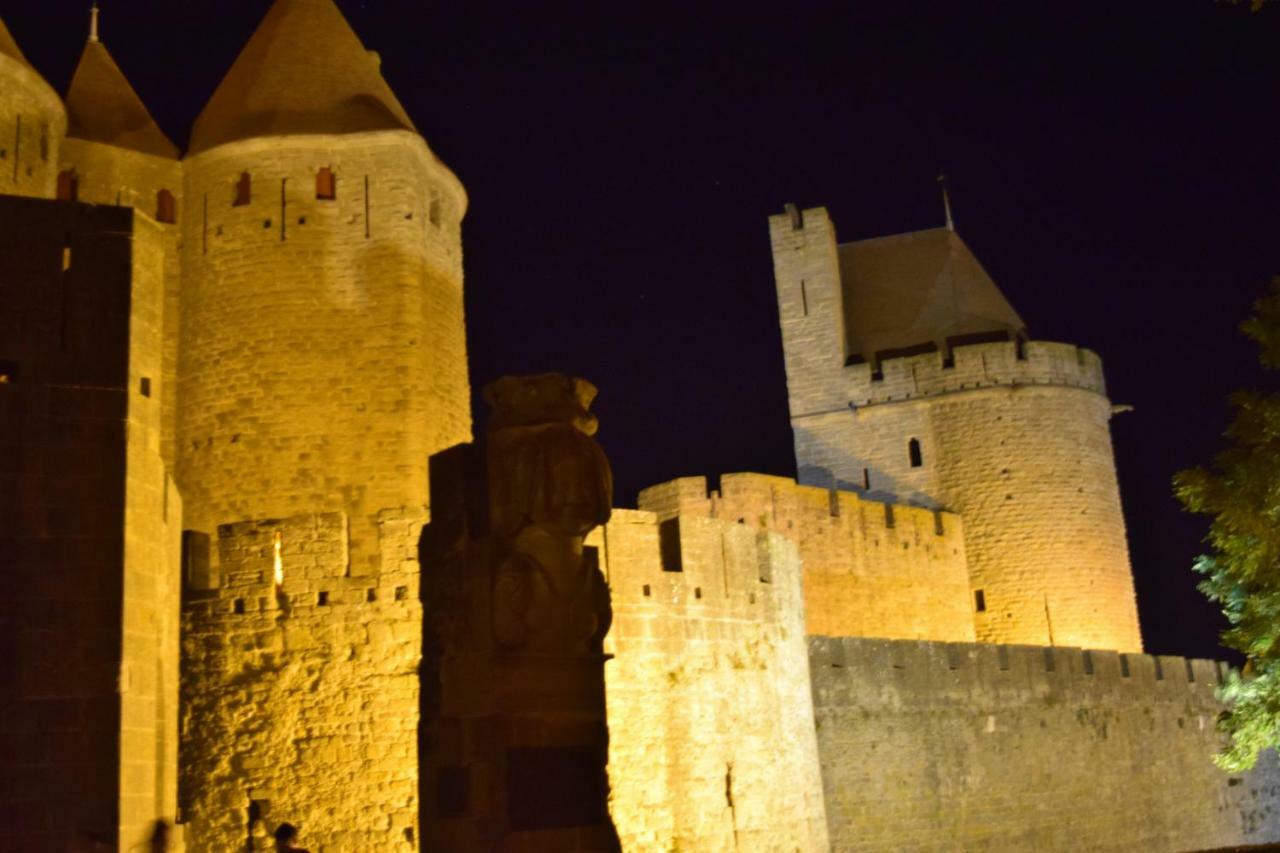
[0,3,1277,853]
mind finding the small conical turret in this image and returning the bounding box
[64,7,178,158]
[189,0,415,154]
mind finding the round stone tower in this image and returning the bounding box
[0,16,67,199]
[177,0,470,572]
[175,1,469,849]
[771,206,1143,653]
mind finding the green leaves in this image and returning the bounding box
[1175,277,1280,771]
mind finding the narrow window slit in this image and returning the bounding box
[234,172,251,206]
[316,166,336,200]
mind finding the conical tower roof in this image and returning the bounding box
[837,227,1026,362]
[65,35,179,159]
[0,17,34,69]
[189,0,415,155]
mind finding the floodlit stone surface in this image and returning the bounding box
[639,473,974,642]
[771,206,1143,653]
[180,509,424,851]
[595,511,830,851]
[811,637,1280,851]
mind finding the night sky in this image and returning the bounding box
[8,1,1279,660]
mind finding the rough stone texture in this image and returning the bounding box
[593,509,830,852]
[639,473,973,642]
[59,138,183,469]
[180,508,424,852]
[0,46,66,200]
[771,206,1143,653]
[0,197,180,852]
[177,131,469,581]
[810,636,1280,852]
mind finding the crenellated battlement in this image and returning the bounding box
[809,635,1227,705]
[636,473,975,642]
[589,508,800,618]
[842,339,1107,411]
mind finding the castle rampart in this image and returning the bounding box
[590,508,830,851]
[809,635,1280,851]
[639,473,975,642]
[179,508,424,851]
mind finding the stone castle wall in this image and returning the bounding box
[0,52,65,200]
[810,636,1280,852]
[771,205,1142,653]
[176,130,469,581]
[0,198,180,852]
[639,473,974,642]
[179,508,425,852]
[591,509,829,851]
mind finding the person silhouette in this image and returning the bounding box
[148,820,171,853]
[273,823,311,853]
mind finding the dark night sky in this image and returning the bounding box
[7,1,1280,660]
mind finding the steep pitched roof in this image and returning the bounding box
[189,0,416,155]
[0,17,33,69]
[65,39,179,159]
[837,227,1026,363]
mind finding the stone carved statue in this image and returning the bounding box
[483,374,613,656]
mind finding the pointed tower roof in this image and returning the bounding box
[65,18,179,159]
[189,0,415,155]
[0,17,33,69]
[837,227,1026,363]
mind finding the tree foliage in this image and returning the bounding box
[1175,278,1280,771]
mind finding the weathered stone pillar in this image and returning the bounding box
[421,373,619,851]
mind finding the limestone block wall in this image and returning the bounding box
[179,508,425,852]
[177,130,469,581]
[639,473,974,641]
[810,636,1280,852]
[59,139,183,469]
[0,198,179,852]
[591,509,829,851]
[0,51,66,199]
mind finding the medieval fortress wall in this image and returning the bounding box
[810,636,1280,851]
[592,509,829,851]
[180,508,425,851]
[1,4,1278,852]
[638,473,974,642]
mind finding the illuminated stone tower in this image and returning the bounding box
[177,0,469,576]
[59,8,183,468]
[0,16,67,199]
[176,0,468,849]
[770,204,1143,653]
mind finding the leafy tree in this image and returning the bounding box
[1175,278,1280,772]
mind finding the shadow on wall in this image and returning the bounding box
[797,461,918,508]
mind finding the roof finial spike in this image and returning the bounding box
[937,173,955,232]
[88,3,100,42]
